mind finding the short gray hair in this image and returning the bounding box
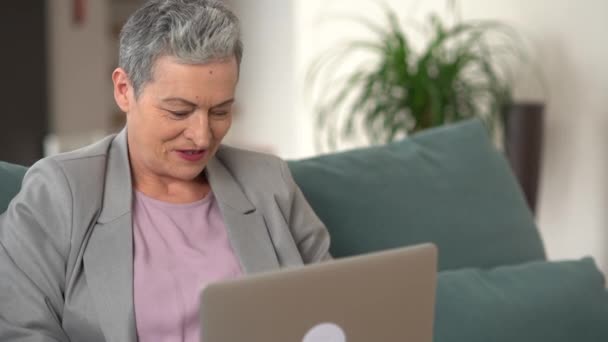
[119,0,243,96]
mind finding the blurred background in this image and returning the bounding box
[0,0,606,273]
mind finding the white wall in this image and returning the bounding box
[234,0,608,272]
[226,0,299,157]
[47,0,112,135]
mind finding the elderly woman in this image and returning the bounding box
[0,1,331,341]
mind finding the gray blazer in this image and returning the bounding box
[0,130,331,342]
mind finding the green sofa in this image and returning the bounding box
[2,119,608,341]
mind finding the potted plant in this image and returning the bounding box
[307,4,544,212]
[307,4,536,145]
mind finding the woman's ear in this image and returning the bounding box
[112,68,133,113]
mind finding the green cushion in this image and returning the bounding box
[0,161,27,214]
[288,119,545,270]
[435,258,608,341]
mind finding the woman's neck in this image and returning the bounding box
[132,172,210,204]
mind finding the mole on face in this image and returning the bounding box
[209,70,214,75]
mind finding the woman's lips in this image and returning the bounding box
[176,149,207,162]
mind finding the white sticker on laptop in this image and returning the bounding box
[303,322,346,342]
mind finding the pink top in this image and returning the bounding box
[133,190,243,342]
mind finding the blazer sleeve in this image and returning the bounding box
[278,159,332,263]
[0,158,71,341]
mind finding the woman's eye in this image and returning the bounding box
[167,110,191,117]
[211,111,228,117]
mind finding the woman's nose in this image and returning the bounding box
[186,112,211,147]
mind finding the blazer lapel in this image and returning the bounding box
[206,156,280,274]
[83,129,137,342]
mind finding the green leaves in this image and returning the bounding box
[307,4,526,151]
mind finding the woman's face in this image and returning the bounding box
[113,55,238,183]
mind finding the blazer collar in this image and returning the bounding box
[205,154,255,214]
[97,130,257,222]
[96,128,132,224]
[205,152,279,273]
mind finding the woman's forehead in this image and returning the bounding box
[142,56,238,102]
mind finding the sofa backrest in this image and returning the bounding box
[0,161,27,214]
[288,119,546,271]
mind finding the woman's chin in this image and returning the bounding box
[172,167,207,182]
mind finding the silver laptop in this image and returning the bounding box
[200,243,437,342]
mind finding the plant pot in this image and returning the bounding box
[502,102,544,214]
